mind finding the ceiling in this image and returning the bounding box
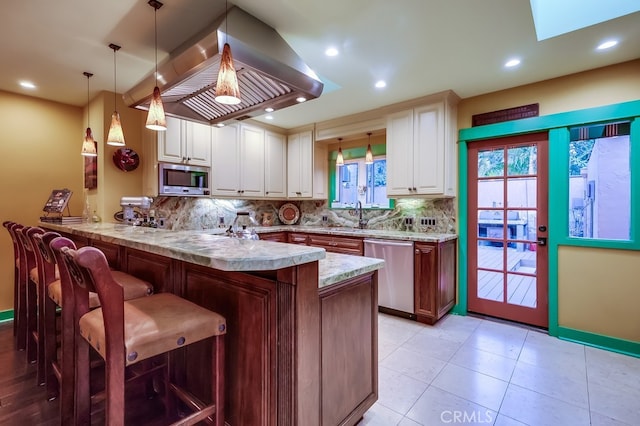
[1,0,639,130]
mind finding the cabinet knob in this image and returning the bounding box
[296,191,302,195]
[415,249,420,254]
[265,191,269,194]
[412,187,417,191]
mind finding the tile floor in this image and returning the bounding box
[359,313,640,426]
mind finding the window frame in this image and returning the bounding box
[329,144,394,209]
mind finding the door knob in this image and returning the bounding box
[538,225,547,232]
[537,237,547,246]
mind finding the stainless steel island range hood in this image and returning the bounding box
[124,6,324,126]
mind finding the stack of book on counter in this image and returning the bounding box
[40,216,84,224]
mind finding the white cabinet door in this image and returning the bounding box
[287,130,313,198]
[313,143,328,199]
[211,124,241,196]
[158,117,212,166]
[185,121,212,166]
[157,116,185,163]
[386,109,415,196]
[413,102,445,195]
[239,124,265,197]
[264,131,287,198]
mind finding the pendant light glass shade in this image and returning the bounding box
[81,71,97,156]
[107,111,126,146]
[146,0,166,131]
[365,132,373,164]
[106,43,126,146]
[336,137,344,167]
[146,86,167,130]
[81,128,97,157]
[215,43,241,105]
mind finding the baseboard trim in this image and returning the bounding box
[558,326,640,358]
[0,309,14,323]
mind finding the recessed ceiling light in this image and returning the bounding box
[504,58,521,68]
[375,80,386,89]
[265,107,274,113]
[265,115,274,120]
[215,123,225,127]
[296,96,307,103]
[325,47,339,57]
[597,40,618,50]
[19,80,36,89]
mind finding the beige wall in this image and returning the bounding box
[558,247,640,341]
[0,89,147,312]
[458,58,640,341]
[0,90,83,311]
[458,59,640,129]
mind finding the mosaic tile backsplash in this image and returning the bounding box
[151,197,456,234]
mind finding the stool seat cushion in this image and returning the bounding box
[79,293,226,366]
[47,270,153,309]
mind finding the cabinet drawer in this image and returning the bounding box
[260,232,287,242]
[288,233,309,245]
[308,235,364,255]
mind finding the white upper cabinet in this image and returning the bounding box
[157,116,211,166]
[211,123,265,198]
[264,130,287,198]
[286,130,327,199]
[386,93,458,197]
[287,130,314,198]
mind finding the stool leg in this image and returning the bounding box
[212,335,225,426]
[15,266,27,351]
[44,296,58,399]
[75,335,92,426]
[26,278,38,364]
[104,346,126,425]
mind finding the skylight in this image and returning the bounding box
[530,0,640,41]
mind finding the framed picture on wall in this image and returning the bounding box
[84,142,97,189]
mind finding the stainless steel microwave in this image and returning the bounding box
[158,162,210,196]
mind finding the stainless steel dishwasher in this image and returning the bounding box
[364,239,415,316]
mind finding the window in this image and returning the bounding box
[331,154,391,209]
[568,121,631,240]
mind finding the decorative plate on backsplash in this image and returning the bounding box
[278,203,300,225]
[112,148,140,172]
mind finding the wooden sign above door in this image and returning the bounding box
[472,103,539,127]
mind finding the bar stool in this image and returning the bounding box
[15,226,40,366]
[2,221,20,341]
[41,234,154,425]
[5,222,28,350]
[57,241,226,426]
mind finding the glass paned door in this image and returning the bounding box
[467,133,548,328]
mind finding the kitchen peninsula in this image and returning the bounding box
[41,223,383,426]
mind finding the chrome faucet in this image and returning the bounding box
[355,201,367,229]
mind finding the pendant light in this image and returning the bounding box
[214,0,241,105]
[336,138,344,167]
[81,72,98,157]
[145,0,166,131]
[106,43,126,146]
[365,132,374,164]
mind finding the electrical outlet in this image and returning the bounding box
[420,217,437,226]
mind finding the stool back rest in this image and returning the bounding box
[17,226,37,273]
[33,231,61,288]
[61,245,126,362]
[50,236,84,324]
[3,222,19,262]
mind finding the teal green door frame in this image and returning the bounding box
[455,100,640,341]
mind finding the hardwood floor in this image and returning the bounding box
[0,321,172,425]
[0,321,59,426]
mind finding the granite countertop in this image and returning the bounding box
[39,223,385,287]
[41,222,326,272]
[254,225,458,243]
[319,252,384,288]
